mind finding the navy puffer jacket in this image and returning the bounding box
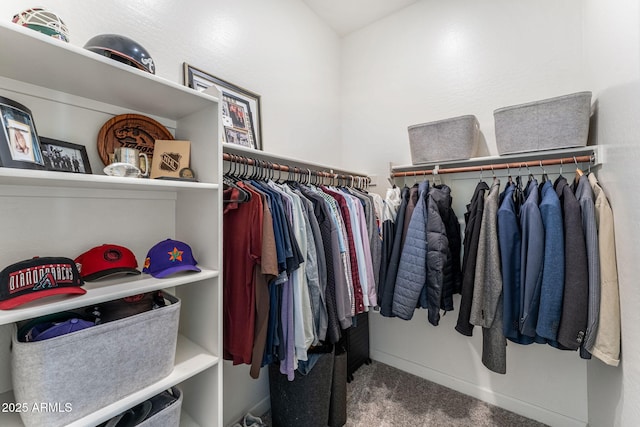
[391,181,429,320]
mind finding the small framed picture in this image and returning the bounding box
[0,96,45,170]
[40,137,92,174]
[183,63,262,150]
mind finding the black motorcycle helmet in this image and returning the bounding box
[84,34,155,74]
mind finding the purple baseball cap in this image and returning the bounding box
[29,318,95,341]
[142,239,201,278]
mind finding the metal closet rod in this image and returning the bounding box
[223,152,371,184]
[390,155,594,178]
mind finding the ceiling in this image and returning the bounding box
[302,0,418,36]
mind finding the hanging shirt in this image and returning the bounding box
[342,189,378,308]
[277,184,314,363]
[244,184,279,379]
[223,182,262,365]
[298,186,345,342]
[323,187,364,314]
[295,188,329,344]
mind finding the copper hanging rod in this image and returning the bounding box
[222,152,370,182]
[390,155,593,178]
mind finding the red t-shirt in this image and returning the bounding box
[223,183,263,365]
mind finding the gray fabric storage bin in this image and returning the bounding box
[12,293,180,427]
[137,386,183,427]
[408,115,479,164]
[494,91,592,155]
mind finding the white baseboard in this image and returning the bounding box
[371,350,587,427]
[226,396,270,427]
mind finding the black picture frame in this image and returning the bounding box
[183,63,262,150]
[0,96,45,170]
[40,137,92,174]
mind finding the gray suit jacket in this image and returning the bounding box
[573,174,600,358]
[470,179,506,374]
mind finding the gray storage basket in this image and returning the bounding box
[408,115,479,164]
[12,293,180,427]
[137,386,183,427]
[494,91,592,155]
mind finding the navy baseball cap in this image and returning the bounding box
[142,239,201,278]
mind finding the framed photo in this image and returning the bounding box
[183,63,262,150]
[40,137,92,174]
[0,97,45,170]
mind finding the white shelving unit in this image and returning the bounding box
[0,21,222,427]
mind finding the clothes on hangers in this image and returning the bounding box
[499,181,533,345]
[520,178,544,339]
[469,178,506,374]
[380,162,621,374]
[382,180,460,326]
[536,179,564,344]
[587,173,621,366]
[392,180,430,321]
[223,172,382,381]
[379,186,410,317]
[554,175,589,351]
[572,174,600,360]
[455,180,490,337]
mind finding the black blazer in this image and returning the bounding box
[455,181,490,336]
[554,176,589,350]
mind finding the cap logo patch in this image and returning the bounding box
[8,263,75,294]
[32,273,56,291]
[168,247,183,262]
[104,248,122,263]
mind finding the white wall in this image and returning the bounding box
[0,0,342,164]
[5,1,639,426]
[341,1,593,425]
[583,1,640,426]
[0,1,341,426]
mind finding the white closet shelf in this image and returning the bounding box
[0,168,218,192]
[391,146,601,174]
[0,22,218,120]
[0,268,218,326]
[0,334,219,427]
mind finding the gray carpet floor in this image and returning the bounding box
[261,360,548,427]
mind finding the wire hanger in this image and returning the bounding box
[574,156,584,182]
[540,160,548,183]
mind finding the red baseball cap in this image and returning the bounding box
[75,244,141,281]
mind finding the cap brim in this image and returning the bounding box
[148,265,201,278]
[0,287,86,310]
[82,268,141,282]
